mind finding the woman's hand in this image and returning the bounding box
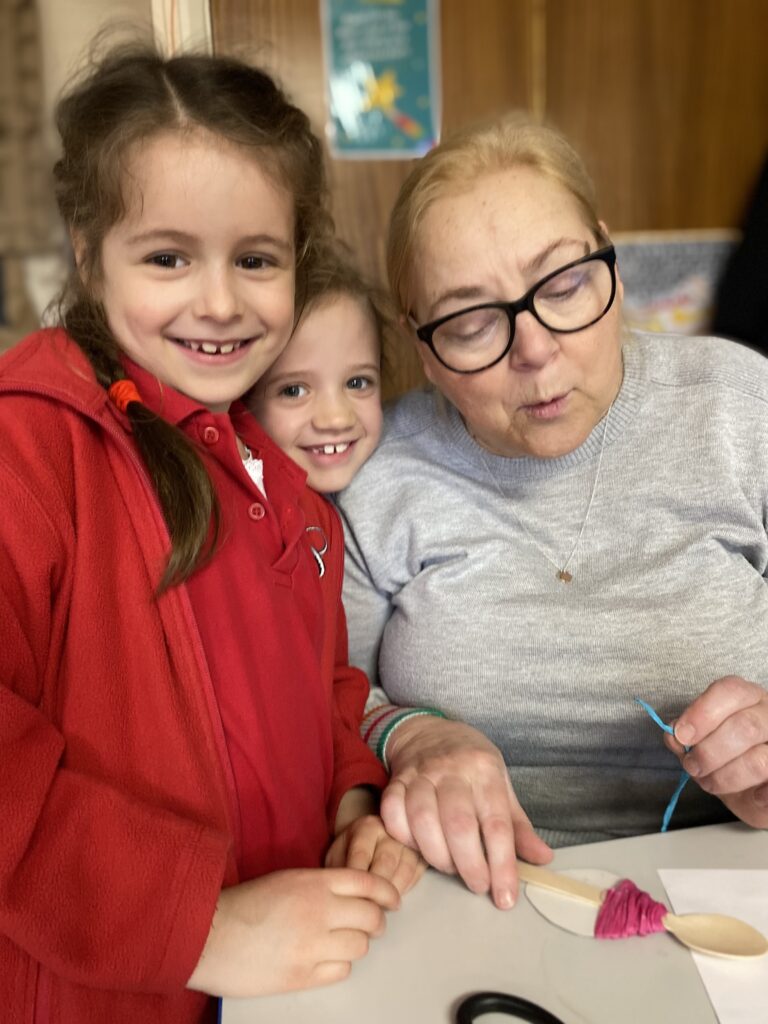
[326,814,427,895]
[664,676,768,827]
[381,716,552,909]
[187,868,400,997]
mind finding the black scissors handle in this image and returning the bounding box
[456,991,566,1024]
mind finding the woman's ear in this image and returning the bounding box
[400,312,437,385]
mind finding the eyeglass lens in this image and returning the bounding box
[431,256,614,372]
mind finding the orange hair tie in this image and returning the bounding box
[108,379,143,413]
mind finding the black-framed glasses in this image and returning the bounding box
[413,245,617,374]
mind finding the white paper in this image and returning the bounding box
[658,869,768,1024]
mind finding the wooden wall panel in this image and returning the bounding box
[211,0,533,270]
[439,0,534,125]
[211,0,768,397]
[211,0,534,396]
[545,0,768,231]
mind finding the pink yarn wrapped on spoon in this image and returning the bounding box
[594,879,669,939]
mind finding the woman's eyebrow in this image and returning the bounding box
[521,238,590,275]
[424,239,592,321]
[427,285,486,320]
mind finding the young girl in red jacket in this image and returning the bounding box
[0,42,423,1024]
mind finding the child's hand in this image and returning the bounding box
[187,867,400,998]
[325,814,427,895]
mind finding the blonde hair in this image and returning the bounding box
[387,111,606,314]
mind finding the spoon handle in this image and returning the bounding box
[516,862,604,906]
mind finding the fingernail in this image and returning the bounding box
[684,756,700,777]
[754,787,768,808]
[675,722,695,745]
[496,889,514,909]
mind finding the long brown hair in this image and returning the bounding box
[53,42,332,589]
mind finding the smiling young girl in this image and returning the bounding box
[251,241,388,495]
[0,44,420,1024]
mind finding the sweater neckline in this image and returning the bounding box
[445,337,646,481]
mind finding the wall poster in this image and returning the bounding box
[321,0,441,159]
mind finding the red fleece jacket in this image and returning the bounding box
[0,330,386,1024]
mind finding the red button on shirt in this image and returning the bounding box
[248,502,266,520]
[202,425,220,445]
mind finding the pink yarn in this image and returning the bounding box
[594,879,668,939]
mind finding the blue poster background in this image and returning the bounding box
[321,0,441,159]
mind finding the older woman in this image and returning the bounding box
[336,113,768,909]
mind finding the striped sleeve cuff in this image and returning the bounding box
[361,703,447,772]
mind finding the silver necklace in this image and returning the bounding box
[475,402,614,583]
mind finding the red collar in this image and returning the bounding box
[120,356,307,490]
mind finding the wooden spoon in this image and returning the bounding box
[517,861,768,959]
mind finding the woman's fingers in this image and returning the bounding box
[695,743,768,795]
[720,786,768,827]
[665,677,768,785]
[380,717,551,907]
[399,774,457,875]
[483,792,552,908]
[379,777,420,850]
[672,676,766,751]
[661,676,768,828]
[382,763,552,908]
[435,775,491,894]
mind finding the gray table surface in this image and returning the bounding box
[222,822,768,1024]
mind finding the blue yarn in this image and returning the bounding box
[635,698,691,832]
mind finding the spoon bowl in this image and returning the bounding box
[517,861,768,959]
[663,912,768,959]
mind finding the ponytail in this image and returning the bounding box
[65,298,219,591]
[53,43,331,589]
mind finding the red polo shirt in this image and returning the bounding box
[126,361,378,880]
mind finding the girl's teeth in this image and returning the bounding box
[182,339,244,354]
[318,442,350,455]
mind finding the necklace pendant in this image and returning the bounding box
[557,569,573,583]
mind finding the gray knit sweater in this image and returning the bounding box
[336,332,768,847]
